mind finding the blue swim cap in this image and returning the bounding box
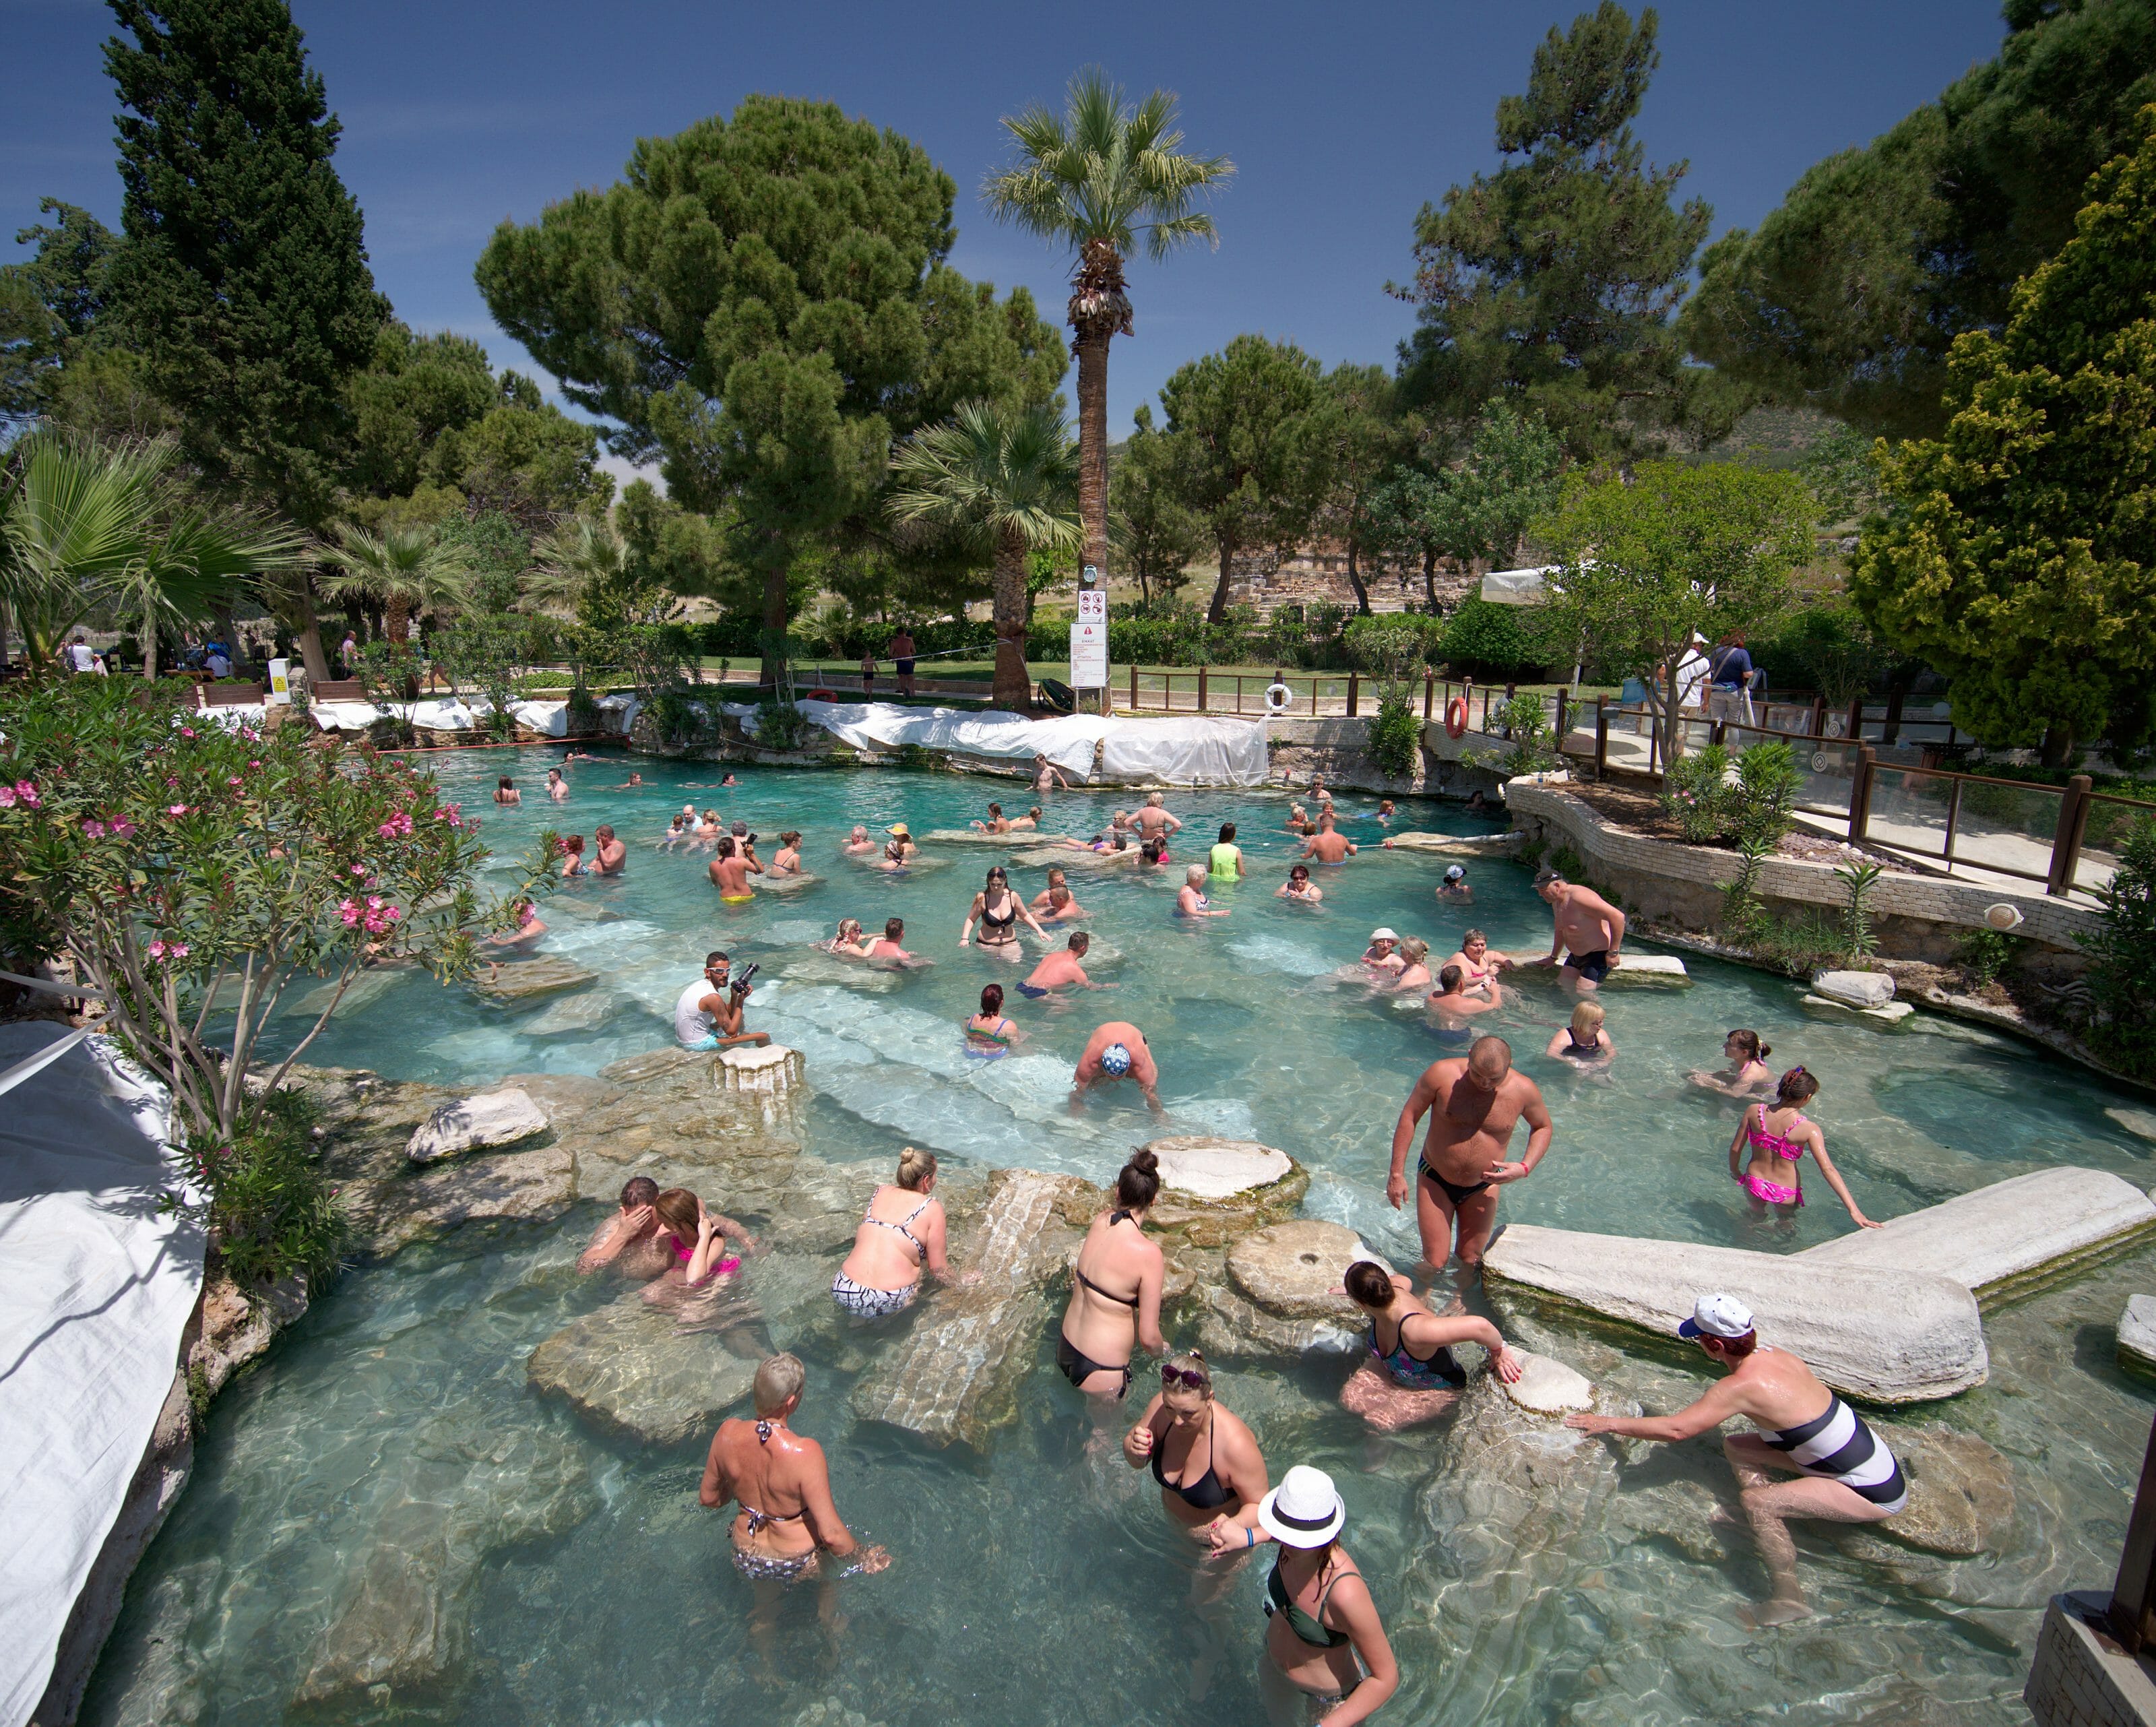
[1100,1042,1133,1077]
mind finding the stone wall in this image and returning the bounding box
[1504,779,2101,970]
[1264,716,1510,802]
[2027,1592,2156,1727]
[1221,540,1479,617]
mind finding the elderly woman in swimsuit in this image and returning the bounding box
[1391,938,1434,994]
[1338,1259,1523,1431]
[831,1147,972,1317]
[1277,863,1323,904]
[959,864,1050,956]
[1730,1067,1879,1229]
[1056,1149,1167,1401]
[1442,930,1513,999]
[699,1354,890,1656]
[1546,999,1614,1066]
[1689,1028,1775,1098]
[1176,862,1230,918]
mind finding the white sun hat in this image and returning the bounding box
[1368,927,1400,943]
[1259,1465,1346,1547]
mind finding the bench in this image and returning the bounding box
[307,679,368,703]
[199,683,265,708]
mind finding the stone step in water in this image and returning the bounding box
[1599,954,1690,986]
[1800,1167,2156,1302]
[527,1288,763,1445]
[1383,831,1522,856]
[852,1170,1089,1449]
[2118,1295,2156,1377]
[1482,1223,1987,1404]
[405,1088,549,1163]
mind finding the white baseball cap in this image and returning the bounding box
[1445,865,1466,881]
[1678,1292,1756,1341]
[1369,927,1400,943]
[1259,1465,1346,1548]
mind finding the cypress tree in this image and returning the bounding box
[105,0,387,674]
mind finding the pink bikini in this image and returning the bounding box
[1738,1104,1808,1207]
[675,1238,742,1280]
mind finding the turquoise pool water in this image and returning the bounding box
[84,751,2156,1727]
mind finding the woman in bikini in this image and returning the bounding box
[1009,805,1042,831]
[699,1354,889,1654]
[822,917,874,958]
[557,834,585,878]
[768,830,804,876]
[1442,929,1512,1000]
[1546,999,1614,1065]
[493,775,520,806]
[1689,1028,1775,1098]
[1056,1149,1167,1401]
[831,1148,969,1317]
[1276,863,1323,904]
[1176,863,1230,918]
[963,982,1022,1058]
[643,1187,758,1305]
[1125,1349,1272,1690]
[959,865,1049,957]
[1205,1464,1399,1725]
[1391,938,1434,994]
[971,803,1013,834]
[1729,1067,1880,1229]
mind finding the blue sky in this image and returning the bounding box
[6,1,2006,486]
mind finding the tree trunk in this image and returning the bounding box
[1075,327,1111,587]
[1663,658,1686,770]
[1422,548,1439,612]
[991,530,1033,710]
[758,554,789,694]
[1206,530,1238,625]
[0,599,11,670]
[386,594,410,646]
[212,602,241,670]
[1345,534,1372,616]
[289,574,331,683]
[142,601,160,681]
[2040,724,2075,770]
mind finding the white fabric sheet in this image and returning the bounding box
[747,700,1268,786]
[0,1026,201,1727]
[308,699,380,732]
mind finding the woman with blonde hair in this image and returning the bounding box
[832,1148,970,1317]
[1546,999,1614,1065]
[1391,938,1434,993]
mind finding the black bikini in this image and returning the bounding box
[1418,1156,1490,1206]
[1058,1210,1141,1398]
[1560,1030,1602,1061]
[1150,1412,1234,1511]
[980,891,1018,943]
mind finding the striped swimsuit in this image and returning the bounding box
[1757,1392,1907,1512]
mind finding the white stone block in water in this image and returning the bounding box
[716,1042,804,1098]
[1599,954,1689,986]
[1501,1350,1595,1416]
[2110,1106,2156,1145]
[1227,1220,1370,1323]
[1802,1167,2156,1300]
[2119,1296,2156,1376]
[1151,1136,1293,1199]
[1482,1224,1987,1403]
[1811,968,1896,1008]
[405,1087,549,1163]
[1801,994,1915,1025]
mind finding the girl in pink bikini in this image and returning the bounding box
[645,1187,758,1300]
[1728,1068,1880,1229]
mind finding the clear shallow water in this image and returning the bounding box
[86,751,2156,1727]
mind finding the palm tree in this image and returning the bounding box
[0,433,302,674]
[889,400,1081,709]
[317,525,474,646]
[984,69,1232,594]
[525,513,628,619]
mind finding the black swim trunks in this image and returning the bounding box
[1418,1156,1491,1207]
[1564,948,1611,983]
[895,657,916,676]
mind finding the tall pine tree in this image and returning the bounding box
[105,0,386,676]
[1392,3,1726,461]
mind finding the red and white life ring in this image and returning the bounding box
[1445,697,1469,740]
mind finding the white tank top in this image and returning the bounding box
[674,979,716,1044]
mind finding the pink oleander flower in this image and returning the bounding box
[110,817,137,838]
[227,776,243,788]
[146,939,190,962]
[350,865,368,877]
[82,819,108,838]
[167,804,188,817]
[13,781,38,808]
[0,789,14,809]
[179,727,195,739]
[338,898,360,925]
[377,810,414,838]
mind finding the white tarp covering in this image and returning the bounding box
[734,699,1269,786]
[1482,565,1556,604]
[309,697,594,737]
[0,1025,201,1727]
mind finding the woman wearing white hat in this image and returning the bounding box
[1360,929,1405,977]
[1566,1292,1909,1625]
[1207,1464,1399,1722]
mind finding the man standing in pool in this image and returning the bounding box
[1071,1020,1164,1119]
[1386,1035,1552,1282]
[592,824,627,876]
[1300,809,1358,865]
[708,835,761,902]
[1525,866,1626,993]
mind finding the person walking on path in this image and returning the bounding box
[1385,1036,1552,1282]
[1566,1292,1908,1626]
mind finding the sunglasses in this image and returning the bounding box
[1161,1363,1208,1390]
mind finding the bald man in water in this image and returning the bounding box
[1299,809,1358,865]
[1386,1036,1552,1282]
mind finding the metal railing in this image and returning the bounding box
[1566,697,2152,900]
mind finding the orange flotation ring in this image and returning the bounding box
[1445,697,1469,739]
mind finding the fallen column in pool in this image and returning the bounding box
[852,1168,1091,1449]
[1482,1226,1988,1403]
[1798,1166,2156,1304]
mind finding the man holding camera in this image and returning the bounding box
[675,951,769,1050]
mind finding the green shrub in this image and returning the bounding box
[1366,689,1423,779]
[191,1085,344,1288]
[1835,860,1885,960]
[565,683,602,734]
[1663,743,1733,844]
[1345,614,1448,681]
[1955,927,2021,988]
[1663,740,1802,850]
[753,700,811,751]
[2079,814,2156,1079]
[1732,741,1804,848]
[1442,596,1547,679]
[1498,693,1560,776]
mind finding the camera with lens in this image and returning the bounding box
[729,962,759,996]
